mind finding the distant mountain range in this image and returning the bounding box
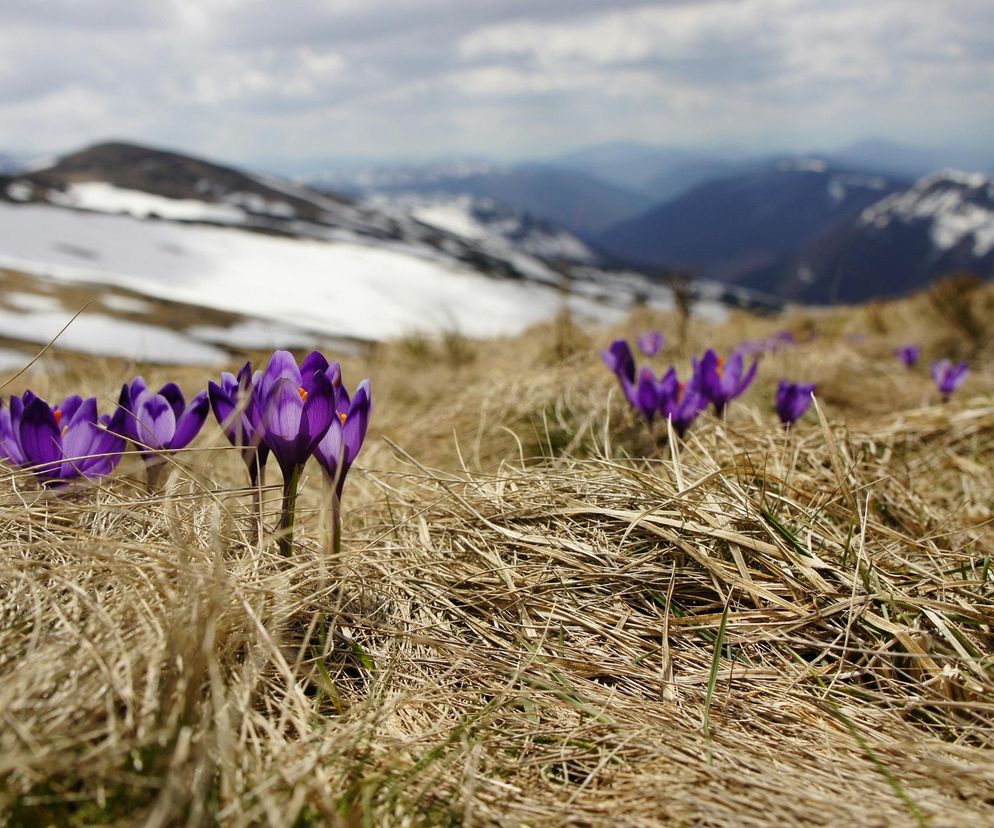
[320,161,653,238]
[332,140,994,305]
[3,138,992,312]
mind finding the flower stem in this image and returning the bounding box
[331,490,342,557]
[278,463,301,556]
[146,460,165,493]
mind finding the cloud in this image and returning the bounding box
[0,0,991,167]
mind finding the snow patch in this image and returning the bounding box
[187,319,318,350]
[100,294,155,314]
[859,171,994,255]
[51,182,249,223]
[411,200,489,241]
[6,181,33,202]
[4,291,64,313]
[223,191,296,218]
[0,347,35,370]
[0,306,227,364]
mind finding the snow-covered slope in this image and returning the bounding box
[0,141,580,287]
[0,201,619,342]
[858,170,994,257]
[369,193,595,262]
[742,170,994,303]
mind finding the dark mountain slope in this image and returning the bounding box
[597,161,904,281]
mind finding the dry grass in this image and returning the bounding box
[1,287,993,826]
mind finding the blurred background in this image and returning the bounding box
[1,0,992,365]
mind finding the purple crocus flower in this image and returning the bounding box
[255,350,336,477]
[621,367,665,425]
[601,339,636,387]
[661,380,708,438]
[313,366,372,498]
[776,380,816,427]
[895,344,921,368]
[637,331,664,358]
[254,350,337,554]
[695,349,758,415]
[931,360,968,400]
[208,361,269,486]
[119,377,209,459]
[1,391,126,484]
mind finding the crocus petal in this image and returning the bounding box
[301,370,335,454]
[259,350,302,402]
[135,392,177,450]
[57,395,85,423]
[658,367,680,404]
[328,362,351,413]
[18,398,62,475]
[61,398,99,460]
[931,360,950,385]
[262,377,306,473]
[158,383,186,420]
[300,351,330,380]
[208,378,237,435]
[0,406,25,465]
[314,414,344,482]
[343,380,372,466]
[126,377,148,409]
[600,339,636,385]
[170,391,209,451]
[264,378,303,442]
[634,368,658,424]
[736,356,759,396]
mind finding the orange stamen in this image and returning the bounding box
[716,356,725,377]
[297,386,308,402]
[53,408,62,426]
[338,411,347,425]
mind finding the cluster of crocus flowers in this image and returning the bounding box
[894,345,969,401]
[0,348,371,556]
[0,392,127,485]
[602,339,758,438]
[208,350,372,554]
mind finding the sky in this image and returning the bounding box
[2,0,993,173]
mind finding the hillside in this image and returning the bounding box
[1,285,993,824]
[743,170,994,303]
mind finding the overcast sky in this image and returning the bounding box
[2,0,992,172]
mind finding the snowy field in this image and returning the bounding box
[0,202,624,355]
